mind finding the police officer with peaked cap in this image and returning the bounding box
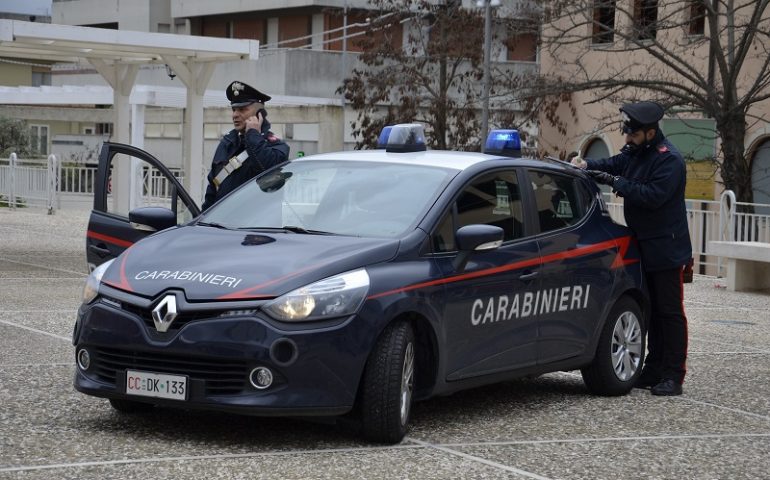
[572,101,692,396]
[201,81,290,210]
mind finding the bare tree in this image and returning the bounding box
[338,0,486,150]
[537,0,770,203]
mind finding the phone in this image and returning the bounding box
[257,108,267,120]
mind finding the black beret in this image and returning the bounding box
[620,101,665,133]
[226,81,271,107]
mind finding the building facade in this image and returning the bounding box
[538,0,770,204]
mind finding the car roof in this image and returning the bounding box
[294,149,575,174]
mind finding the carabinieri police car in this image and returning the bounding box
[76,124,648,443]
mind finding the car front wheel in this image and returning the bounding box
[360,321,415,444]
[581,296,645,396]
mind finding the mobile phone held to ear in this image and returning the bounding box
[257,108,267,120]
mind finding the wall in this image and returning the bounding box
[0,64,31,86]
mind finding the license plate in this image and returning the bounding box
[125,370,187,401]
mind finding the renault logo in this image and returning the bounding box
[151,294,178,333]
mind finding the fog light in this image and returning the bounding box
[249,366,273,390]
[77,348,91,370]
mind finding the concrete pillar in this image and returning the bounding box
[130,104,145,210]
[317,106,344,153]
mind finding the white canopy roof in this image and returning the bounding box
[0,19,260,205]
[0,84,341,108]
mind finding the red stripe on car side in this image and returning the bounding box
[87,230,134,248]
[367,236,638,300]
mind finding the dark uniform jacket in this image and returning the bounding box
[202,120,290,210]
[587,131,692,271]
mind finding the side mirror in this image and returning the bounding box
[129,206,176,233]
[453,224,504,271]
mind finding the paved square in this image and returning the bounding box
[1,208,768,479]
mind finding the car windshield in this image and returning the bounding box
[201,160,454,238]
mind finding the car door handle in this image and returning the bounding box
[518,271,539,280]
[88,243,111,257]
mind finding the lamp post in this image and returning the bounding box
[477,0,500,152]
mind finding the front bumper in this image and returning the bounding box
[73,298,375,416]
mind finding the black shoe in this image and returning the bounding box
[634,370,660,389]
[651,379,683,396]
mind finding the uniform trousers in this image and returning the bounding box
[644,267,688,384]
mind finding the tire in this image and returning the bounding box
[359,321,415,444]
[109,398,155,413]
[581,296,645,396]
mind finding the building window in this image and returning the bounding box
[688,0,705,35]
[31,68,51,87]
[279,15,312,49]
[506,33,538,62]
[592,0,616,44]
[633,0,658,41]
[96,123,112,136]
[29,125,49,156]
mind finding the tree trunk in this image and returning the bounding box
[716,112,754,206]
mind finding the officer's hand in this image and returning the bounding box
[570,156,587,169]
[245,111,263,132]
[586,170,617,186]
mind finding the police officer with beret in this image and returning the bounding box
[572,101,692,396]
[202,81,290,211]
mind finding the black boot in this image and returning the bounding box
[651,379,683,396]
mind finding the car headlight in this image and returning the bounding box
[263,269,370,322]
[82,259,114,304]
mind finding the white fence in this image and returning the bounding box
[0,153,59,213]
[605,191,770,276]
[1,154,185,213]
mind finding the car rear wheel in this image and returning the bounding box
[581,296,644,396]
[108,398,155,413]
[360,321,415,444]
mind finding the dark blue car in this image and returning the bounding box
[76,125,648,443]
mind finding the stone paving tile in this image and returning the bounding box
[406,373,770,445]
[0,312,76,346]
[0,256,88,277]
[684,355,770,417]
[2,209,770,479]
[0,307,77,342]
[0,278,83,311]
[453,435,770,480]
[0,325,70,365]
[0,446,533,480]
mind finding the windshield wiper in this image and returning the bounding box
[197,221,230,230]
[237,226,335,235]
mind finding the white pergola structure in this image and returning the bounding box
[0,19,259,207]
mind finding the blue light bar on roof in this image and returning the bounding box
[377,123,427,153]
[485,129,521,158]
[376,125,393,149]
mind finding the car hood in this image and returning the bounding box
[101,226,400,301]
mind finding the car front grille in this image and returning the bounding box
[120,303,227,332]
[91,347,249,396]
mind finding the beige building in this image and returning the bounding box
[538,0,770,204]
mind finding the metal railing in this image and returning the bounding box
[605,191,770,277]
[0,153,59,213]
[1,154,186,213]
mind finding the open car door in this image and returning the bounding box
[86,142,201,271]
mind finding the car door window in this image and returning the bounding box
[433,171,523,252]
[528,170,587,233]
[104,153,194,224]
